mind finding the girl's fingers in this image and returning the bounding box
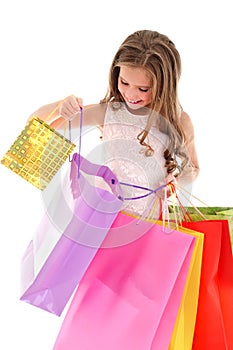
[59,95,83,120]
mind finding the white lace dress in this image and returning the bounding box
[102,103,169,217]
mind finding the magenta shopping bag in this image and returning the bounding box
[20,153,123,316]
[52,212,196,350]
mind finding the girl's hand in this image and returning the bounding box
[156,174,177,199]
[59,95,83,120]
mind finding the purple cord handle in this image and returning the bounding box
[69,107,83,178]
[71,152,121,197]
[69,108,167,201]
[119,182,166,200]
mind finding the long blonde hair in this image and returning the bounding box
[101,29,188,174]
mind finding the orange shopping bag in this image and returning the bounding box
[168,224,204,350]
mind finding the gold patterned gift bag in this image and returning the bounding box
[1,116,76,190]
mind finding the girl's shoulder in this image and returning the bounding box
[180,110,192,123]
[179,110,195,141]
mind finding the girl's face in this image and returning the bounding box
[118,65,154,110]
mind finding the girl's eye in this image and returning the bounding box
[120,79,150,92]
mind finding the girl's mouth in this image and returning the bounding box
[127,99,142,105]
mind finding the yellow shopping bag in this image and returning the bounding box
[1,116,75,190]
[168,225,204,350]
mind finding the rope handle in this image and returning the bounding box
[119,181,167,201]
[165,183,207,223]
[68,107,83,174]
[43,100,64,124]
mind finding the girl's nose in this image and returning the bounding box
[127,91,139,101]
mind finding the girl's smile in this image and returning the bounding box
[118,65,153,110]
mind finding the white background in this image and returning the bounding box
[0,0,232,349]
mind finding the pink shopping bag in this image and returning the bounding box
[53,212,196,350]
[20,153,123,316]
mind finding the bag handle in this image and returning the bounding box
[166,184,208,224]
[44,101,64,124]
[119,181,167,200]
[69,107,123,197]
[71,152,122,198]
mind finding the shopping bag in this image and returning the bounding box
[182,219,233,349]
[119,209,204,350]
[1,116,76,190]
[168,225,204,350]
[20,152,123,316]
[188,206,233,247]
[52,211,196,350]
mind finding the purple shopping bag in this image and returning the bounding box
[20,153,123,316]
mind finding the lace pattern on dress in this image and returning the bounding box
[102,103,169,217]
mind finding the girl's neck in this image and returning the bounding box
[124,103,150,116]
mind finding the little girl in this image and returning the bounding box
[31,29,199,348]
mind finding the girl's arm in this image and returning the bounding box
[28,95,106,131]
[176,111,200,186]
